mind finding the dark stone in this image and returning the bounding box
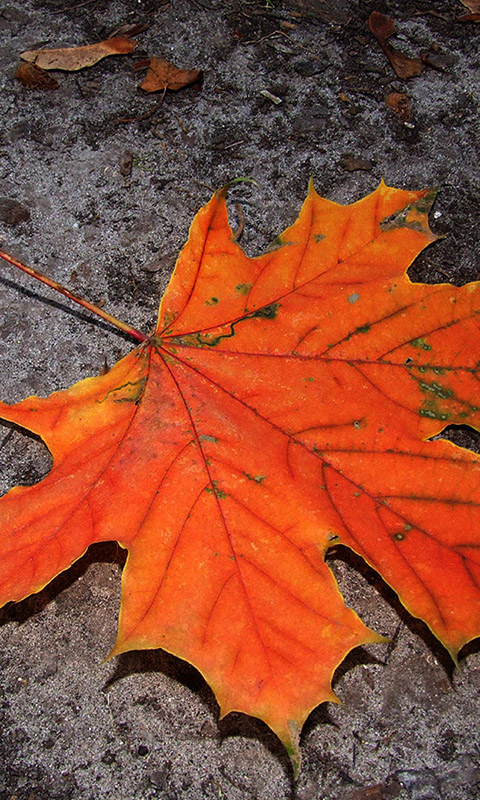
[293,60,323,77]
[101,749,116,765]
[0,197,30,225]
[338,154,374,171]
[149,763,171,789]
[42,737,55,749]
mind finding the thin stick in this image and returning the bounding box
[115,87,167,125]
[0,249,147,343]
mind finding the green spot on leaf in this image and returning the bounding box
[205,481,227,499]
[235,283,252,295]
[419,381,453,400]
[419,408,450,421]
[267,235,291,252]
[410,337,432,351]
[99,377,147,405]
[244,472,266,483]
[251,302,280,320]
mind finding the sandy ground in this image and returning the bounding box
[0,1,480,798]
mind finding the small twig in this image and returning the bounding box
[190,0,217,9]
[214,139,246,152]
[0,249,147,343]
[0,429,14,452]
[115,88,167,125]
[193,179,216,193]
[258,29,292,44]
[232,203,245,242]
[52,0,98,13]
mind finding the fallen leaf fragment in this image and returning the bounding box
[385,91,411,121]
[369,11,424,78]
[338,154,374,172]
[460,0,480,11]
[20,36,137,72]
[137,56,202,93]
[1,183,480,775]
[16,61,59,90]
[109,22,150,38]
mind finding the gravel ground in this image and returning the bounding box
[0,1,479,798]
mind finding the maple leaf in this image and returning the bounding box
[1,183,480,774]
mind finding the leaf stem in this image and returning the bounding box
[0,249,147,343]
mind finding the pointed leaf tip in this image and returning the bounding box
[285,721,302,779]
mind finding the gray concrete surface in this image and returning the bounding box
[0,1,479,798]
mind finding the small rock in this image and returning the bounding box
[422,51,458,71]
[40,658,58,679]
[339,155,374,172]
[439,754,480,793]
[395,768,440,799]
[2,7,30,23]
[199,720,218,739]
[42,737,55,750]
[101,749,116,765]
[294,59,321,76]
[0,197,30,225]
[143,251,177,273]
[120,150,133,177]
[149,763,171,789]
[296,776,318,800]
[293,105,328,135]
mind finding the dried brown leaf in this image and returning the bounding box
[16,62,59,90]
[369,11,424,79]
[20,36,136,72]
[139,56,202,93]
[460,0,480,11]
[385,91,411,121]
[458,12,480,21]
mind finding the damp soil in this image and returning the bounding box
[0,1,480,799]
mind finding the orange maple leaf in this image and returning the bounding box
[1,184,480,773]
